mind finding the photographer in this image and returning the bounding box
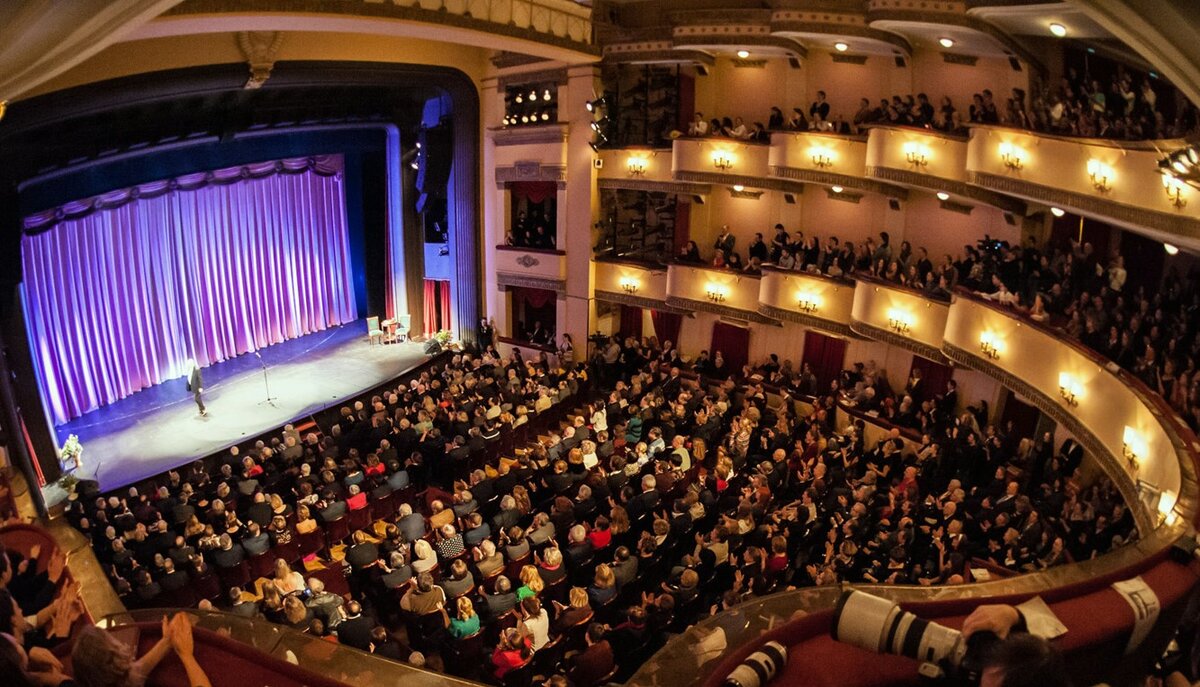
[962,603,1069,687]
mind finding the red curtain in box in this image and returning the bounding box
[908,356,954,405]
[512,286,556,309]
[510,181,557,204]
[620,305,644,340]
[673,202,691,256]
[711,321,750,376]
[651,310,683,347]
[423,279,452,336]
[802,331,847,394]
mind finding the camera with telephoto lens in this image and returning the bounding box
[976,235,1009,255]
[722,641,788,687]
[831,590,1000,685]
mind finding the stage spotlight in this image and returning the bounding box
[590,141,603,152]
[543,89,552,101]
[415,141,421,149]
[586,97,606,113]
[541,112,550,121]
[410,158,420,170]
[516,93,523,104]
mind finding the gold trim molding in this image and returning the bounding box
[772,165,909,200]
[758,303,862,339]
[596,289,691,314]
[850,320,951,365]
[491,124,568,147]
[665,295,778,324]
[495,162,567,186]
[497,273,565,294]
[868,166,1027,214]
[598,178,712,195]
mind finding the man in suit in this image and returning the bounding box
[211,534,245,569]
[186,359,207,416]
[335,600,374,651]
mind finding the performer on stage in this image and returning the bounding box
[186,359,207,416]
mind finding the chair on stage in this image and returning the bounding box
[397,313,411,342]
[366,316,385,345]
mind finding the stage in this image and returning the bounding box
[44,320,427,504]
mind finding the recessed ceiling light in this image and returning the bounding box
[939,37,954,48]
[1049,22,1067,38]
[1050,207,1065,217]
[733,185,745,192]
[736,50,750,59]
[834,42,848,52]
[831,185,844,193]
[936,192,950,201]
[1165,243,1180,255]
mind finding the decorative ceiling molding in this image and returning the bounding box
[497,68,569,90]
[968,170,1200,237]
[601,48,717,65]
[850,319,951,365]
[672,33,809,58]
[675,170,798,194]
[772,165,910,200]
[236,31,284,90]
[495,161,567,186]
[599,178,713,195]
[942,341,1153,535]
[496,273,565,295]
[770,17,913,56]
[669,9,775,26]
[490,52,550,70]
[666,295,779,324]
[596,289,691,315]
[758,303,863,339]
[867,165,1027,214]
[490,124,569,147]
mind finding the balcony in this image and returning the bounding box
[494,244,566,293]
[757,266,858,338]
[671,137,772,187]
[769,130,869,188]
[155,0,597,61]
[665,263,772,322]
[593,258,670,308]
[850,275,951,364]
[966,125,1200,238]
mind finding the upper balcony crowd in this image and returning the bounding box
[681,62,1196,142]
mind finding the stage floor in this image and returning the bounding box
[46,320,427,502]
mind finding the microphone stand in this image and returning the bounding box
[254,351,278,407]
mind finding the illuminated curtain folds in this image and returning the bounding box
[22,157,357,425]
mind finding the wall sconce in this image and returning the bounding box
[1163,173,1188,209]
[886,307,914,335]
[711,150,734,172]
[1058,372,1082,406]
[626,155,648,177]
[619,277,640,294]
[902,142,929,169]
[1087,159,1113,192]
[1122,426,1145,470]
[796,291,821,314]
[705,283,728,303]
[978,330,1002,359]
[1159,491,1179,526]
[808,145,835,169]
[998,142,1025,171]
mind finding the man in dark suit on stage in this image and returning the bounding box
[186,359,207,416]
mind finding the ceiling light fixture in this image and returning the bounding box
[939,37,954,48]
[733,185,745,192]
[1165,243,1180,256]
[834,42,848,52]
[1049,23,1067,38]
[1050,207,1065,217]
[936,192,950,201]
[831,185,844,193]
[736,50,750,59]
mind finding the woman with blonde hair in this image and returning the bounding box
[294,504,317,534]
[512,484,533,514]
[517,565,544,600]
[273,558,306,595]
[412,539,438,574]
[449,596,480,638]
[552,587,593,633]
[269,493,292,517]
[588,564,617,605]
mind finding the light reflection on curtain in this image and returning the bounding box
[22,159,357,425]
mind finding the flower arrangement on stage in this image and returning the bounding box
[60,434,83,472]
[424,329,457,354]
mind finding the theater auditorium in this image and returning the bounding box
[2,1,1200,686]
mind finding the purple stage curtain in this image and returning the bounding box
[22,157,358,425]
